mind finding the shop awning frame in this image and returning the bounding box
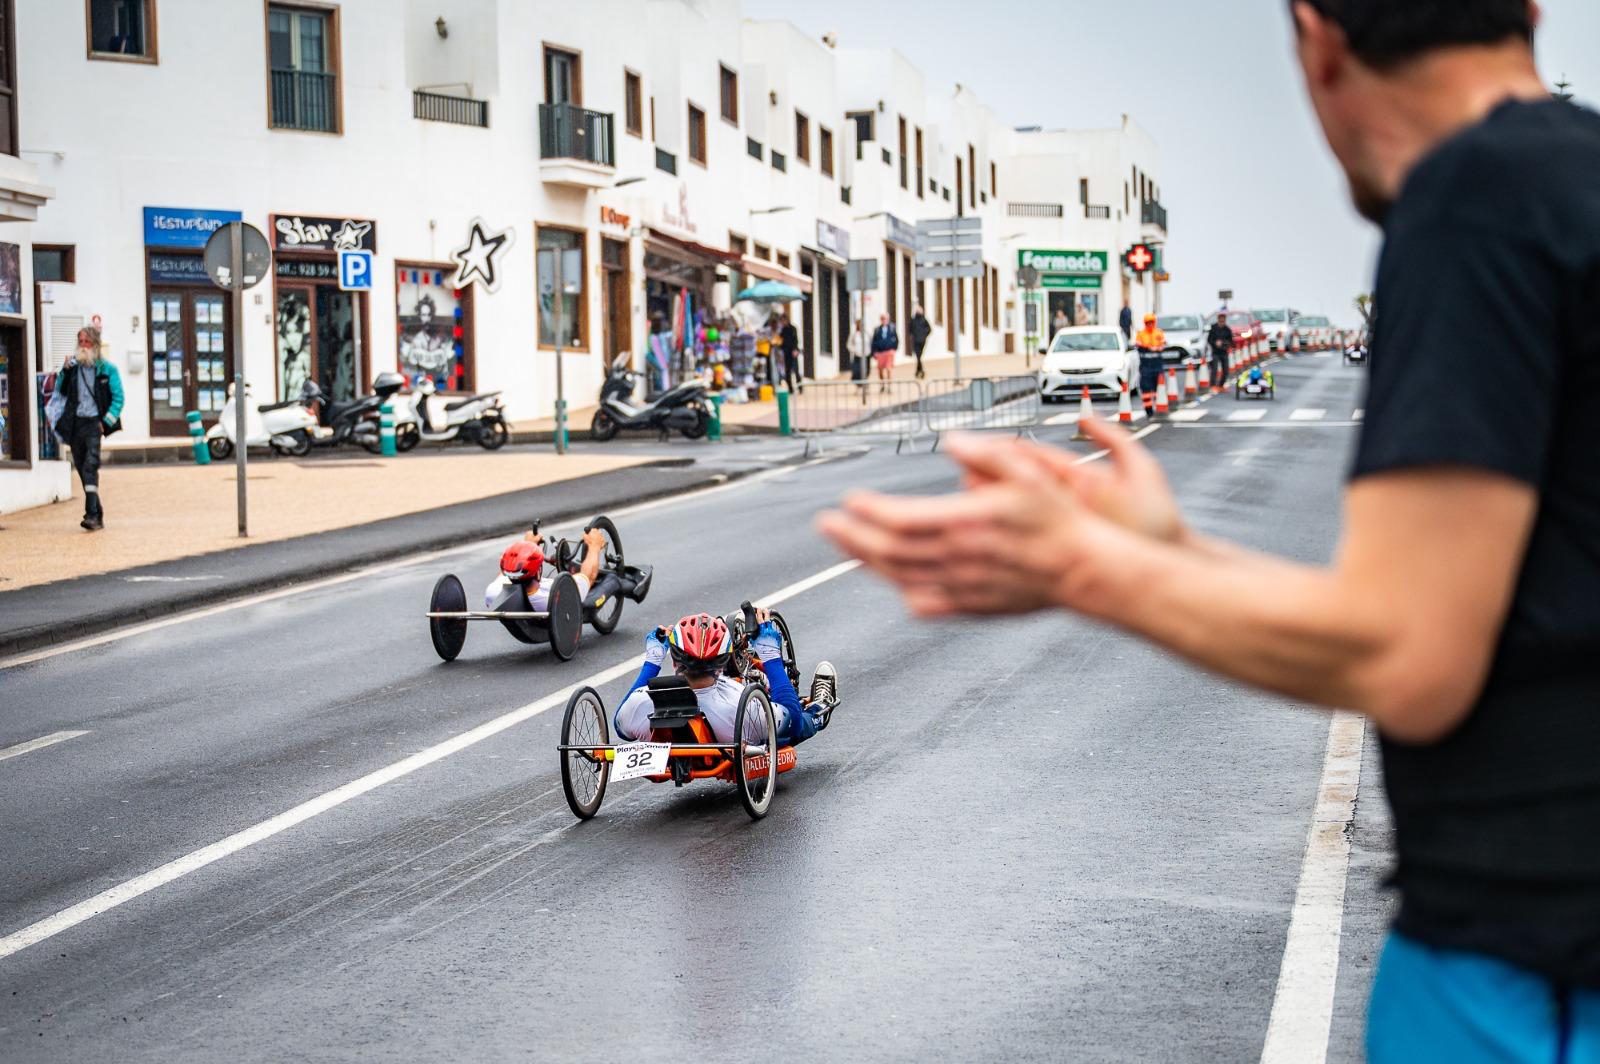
[739,255,814,294]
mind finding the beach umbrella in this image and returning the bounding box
[735,279,807,303]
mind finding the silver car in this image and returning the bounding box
[1155,313,1206,365]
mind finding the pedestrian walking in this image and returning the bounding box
[869,313,899,393]
[821,4,1600,1058]
[52,326,124,531]
[909,305,931,380]
[1132,313,1166,417]
[1206,312,1234,388]
[1119,303,1134,342]
[846,323,867,382]
[1052,308,1069,336]
[778,312,802,393]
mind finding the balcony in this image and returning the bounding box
[538,102,615,188]
[1141,199,1168,232]
[414,90,489,128]
[270,69,338,132]
[1084,204,1111,220]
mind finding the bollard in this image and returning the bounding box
[709,393,725,441]
[776,390,790,437]
[380,400,396,457]
[554,398,568,454]
[187,410,210,465]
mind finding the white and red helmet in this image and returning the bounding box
[666,613,733,674]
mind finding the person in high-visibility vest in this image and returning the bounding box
[1133,313,1167,417]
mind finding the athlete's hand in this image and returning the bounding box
[751,621,784,662]
[643,628,669,666]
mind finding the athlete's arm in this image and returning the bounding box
[627,629,669,695]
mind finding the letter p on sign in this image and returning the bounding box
[338,250,374,291]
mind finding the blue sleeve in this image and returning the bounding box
[103,362,126,422]
[627,659,661,696]
[760,658,814,741]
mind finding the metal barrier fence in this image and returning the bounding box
[786,375,1041,453]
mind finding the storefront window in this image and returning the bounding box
[537,227,585,349]
[397,265,472,390]
[0,324,17,462]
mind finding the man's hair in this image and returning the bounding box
[1296,0,1533,69]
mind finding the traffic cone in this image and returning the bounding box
[1117,379,1134,424]
[1184,362,1198,401]
[1167,368,1181,409]
[1071,386,1094,441]
[1154,373,1170,416]
[1200,359,1212,395]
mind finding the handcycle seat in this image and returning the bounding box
[645,675,703,726]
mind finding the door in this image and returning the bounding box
[544,47,580,105]
[800,259,815,378]
[884,243,897,336]
[149,288,231,435]
[601,238,630,363]
[945,280,956,350]
[276,286,314,401]
[314,285,357,404]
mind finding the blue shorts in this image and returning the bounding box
[1369,933,1600,1063]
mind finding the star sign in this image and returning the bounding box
[451,219,514,292]
[332,220,373,251]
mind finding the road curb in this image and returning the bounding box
[0,457,765,660]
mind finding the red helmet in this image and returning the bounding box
[499,540,545,584]
[666,613,733,674]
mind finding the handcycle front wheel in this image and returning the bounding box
[560,686,611,820]
[733,686,778,820]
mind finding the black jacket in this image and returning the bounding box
[779,323,798,352]
[56,362,124,438]
[909,313,932,347]
[1206,321,1234,352]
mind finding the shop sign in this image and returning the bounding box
[1018,248,1108,275]
[600,206,632,232]
[275,258,340,281]
[815,220,850,260]
[144,206,243,249]
[655,183,697,237]
[1040,274,1103,291]
[270,214,378,253]
[885,213,917,250]
[148,252,212,284]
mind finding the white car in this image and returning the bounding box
[1253,308,1299,352]
[1155,313,1206,366]
[1039,327,1138,401]
[1297,315,1333,350]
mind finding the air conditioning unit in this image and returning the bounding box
[37,282,85,373]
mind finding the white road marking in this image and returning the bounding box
[1073,423,1160,465]
[1260,712,1366,1064]
[1167,409,1208,422]
[1290,408,1328,422]
[1043,411,1081,426]
[1352,409,1364,422]
[0,730,90,764]
[0,558,869,962]
[1227,409,1269,422]
[0,464,802,673]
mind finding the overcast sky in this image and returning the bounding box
[742,0,1600,324]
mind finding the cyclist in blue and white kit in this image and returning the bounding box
[613,611,835,745]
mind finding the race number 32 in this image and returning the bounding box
[612,742,671,781]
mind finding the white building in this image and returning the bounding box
[2,0,1168,507]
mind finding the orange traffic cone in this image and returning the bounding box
[1200,360,1213,395]
[1184,362,1198,400]
[1154,373,1170,416]
[1167,369,1181,410]
[1117,379,1134,424]
[1072,386,1094,441]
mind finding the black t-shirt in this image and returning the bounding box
[1353,98,1600,985]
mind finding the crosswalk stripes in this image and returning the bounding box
[1226,409,1269,422]
[1289,408,1327,421]
[1167,408,1208,422]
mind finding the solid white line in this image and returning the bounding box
[0,557,868,962]
[0,465,799,673]
[0,730,90,764]
[1227,409,1269,422]
[1290,408,1328,422]
[1260,711,1366,1064]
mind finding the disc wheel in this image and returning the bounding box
[560,686,610,820]
[546,572,583,661]
[733,686,778,820]
[428,574,468,662]
[207,436,233,461]
[590,409,620,442]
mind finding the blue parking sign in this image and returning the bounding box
[338,250,373,291]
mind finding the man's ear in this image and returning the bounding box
[1292,0,1346,88]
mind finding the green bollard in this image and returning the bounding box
[380,400,396,457]
[708,393,724,442]
[554,398,568,454]
[187,410,210,465]
[777,389,791,437]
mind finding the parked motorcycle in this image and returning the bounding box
[590,357,712,441]
[310,371,408,451]
[206,380,326,459]
[390,377,509,451]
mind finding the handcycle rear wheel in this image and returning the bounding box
[428,574,468,662]
[733,686,778,820]
[546,573,583,661]
[560,686,610,820]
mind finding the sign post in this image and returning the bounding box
[203,221,271,537]
[1018,264,1041,366]
[338,250,377,448]
[845,258,879,383]
[546,246,582,455]
[916,218,983,379]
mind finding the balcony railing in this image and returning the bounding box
[1008,202,1064,218]
[538,102,615,166]
[1141,199,1168,230]
[1085,204,1111,220]
[270,69,337,132]
[414,89,488,128]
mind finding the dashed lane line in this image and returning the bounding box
[0,730,90,764]
[1290,408,1328,421]
[1227,409,1269,422]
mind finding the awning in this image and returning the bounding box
[802,244,847,267]
[739,255,814,295]
[644,227,741,272]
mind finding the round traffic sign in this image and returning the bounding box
[203,221,272,291]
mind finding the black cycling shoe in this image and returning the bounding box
[808,662,837,728]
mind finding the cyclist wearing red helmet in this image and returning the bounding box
[613,610,835,745]
[482,526,608,612]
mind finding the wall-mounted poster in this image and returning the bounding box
[396,266,472,390]
[0,243,20,315]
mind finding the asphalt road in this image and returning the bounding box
[0,352,1390,1063]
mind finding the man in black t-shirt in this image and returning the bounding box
[819,2,1600,1058]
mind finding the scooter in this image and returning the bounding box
[206,380,326,459]
[390,377,509,451]
[590,356,712,441]
[311,371,408,451]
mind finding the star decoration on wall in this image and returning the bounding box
[451,219,515,292]
[331,219,373,251]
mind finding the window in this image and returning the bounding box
[0,0,15,156]
[955,158,963,217]
[968,145,977,209]
[267,5,339,133]
[795,111,810,164]
[396,262,474,391]
[87,0,156,61]
[543,45,581,105]
[728,233,747,257]
[650,95,655,139]
[819,126,833,177]
[776,251,790,270]
[746,136,763,160]
[752,242,770,261]
[1079,177,1089,205]
[914,127,924,199]
[981,267,989,328]
[624,69,642,136]
[990,161,997,197]
[847,110,874,153]
[897,115,908,189]
[537,227,586,350]
[687,102,706,165]
[33,246,73,283]
[655,147,675,174]
[770,150,785,173]
[719,64,737,124]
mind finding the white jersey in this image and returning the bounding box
[484,572,591,611]
[615,676,747,743]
